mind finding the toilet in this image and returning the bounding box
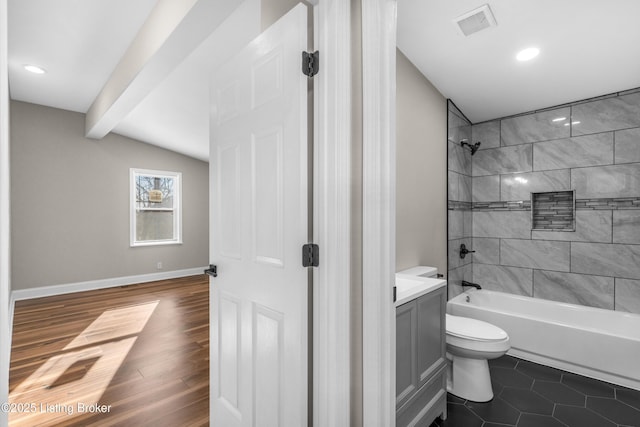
[398,266,510,402]
[445,313,509,402]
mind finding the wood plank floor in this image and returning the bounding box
[9,275,209,427]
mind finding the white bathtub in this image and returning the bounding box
[447,290,640,391]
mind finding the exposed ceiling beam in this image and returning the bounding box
[85,0,241,139]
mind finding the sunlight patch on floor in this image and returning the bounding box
[9,301,159,426]
[64,300,159,349]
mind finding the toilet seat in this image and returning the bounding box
[446,314,508,342]
[445,314,510,355]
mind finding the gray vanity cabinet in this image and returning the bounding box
[396,286,447,426]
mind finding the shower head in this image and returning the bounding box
[460,139,482,155]
[470,141,481,155]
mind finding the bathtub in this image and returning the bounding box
[447,290,640,391]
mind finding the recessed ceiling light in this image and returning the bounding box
[23,64,46,74]
[516,47,540,62]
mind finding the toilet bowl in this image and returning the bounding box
[446,313,510,402]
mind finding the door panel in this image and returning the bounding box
[217,81,240,124]
[219,144,241,259]
[219,293,241,413]
[251,48,283,109]
[253,303,284,427]
[210,4,309,427]
[251,128,284,267]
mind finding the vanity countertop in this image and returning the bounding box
[395,274,446,307]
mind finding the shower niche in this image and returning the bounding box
[531,190,576,231]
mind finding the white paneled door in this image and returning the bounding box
[209,5,310,427]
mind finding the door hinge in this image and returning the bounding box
[393,286,397,303]
[302,51,319,77]
[302,243,319,267]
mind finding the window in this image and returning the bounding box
[130,168,182,246]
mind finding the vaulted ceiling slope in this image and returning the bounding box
[8,0,253,161]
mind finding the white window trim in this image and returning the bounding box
[130,168,183,247]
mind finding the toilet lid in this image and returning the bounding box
[446,314,508,341]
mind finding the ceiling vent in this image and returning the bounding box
[453,4,497,37]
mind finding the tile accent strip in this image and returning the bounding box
[575,197,640,210]
[470,197,640,211]
[472,201,531,211]
[448,200,472,211]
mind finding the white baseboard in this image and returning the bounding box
[11,267,207,301]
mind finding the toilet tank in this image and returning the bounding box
[398,265,438,278]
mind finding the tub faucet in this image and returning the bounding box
[461,280,482,290]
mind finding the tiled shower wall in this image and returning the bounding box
[455,88,640,314]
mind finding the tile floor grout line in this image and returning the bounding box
[432,354,640,427]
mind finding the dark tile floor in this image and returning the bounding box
[430,355,640,427]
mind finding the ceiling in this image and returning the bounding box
[8,0,256,162]
[8,1,640,161]
[398,0,640,123]
[8,0,157,113]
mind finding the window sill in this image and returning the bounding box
[130,240,183,248]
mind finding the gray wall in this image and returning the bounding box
[396,50,447,274]
[446,101,473,297]
[10,101,209,290]
[456,88,640,314]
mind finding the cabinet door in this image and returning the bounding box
[416,287,446,387]
[396,300,417,408]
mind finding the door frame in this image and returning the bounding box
[315,0,396,425]
[361,1,397,426]
[312,0,353,425]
